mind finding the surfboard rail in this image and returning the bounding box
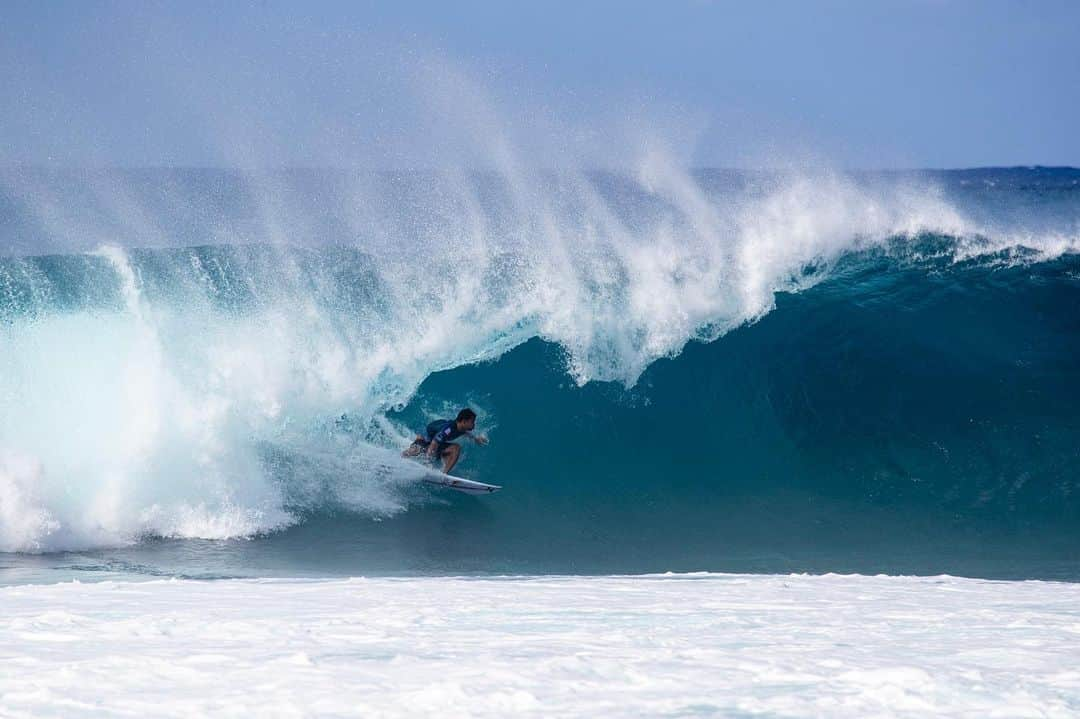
[421,471,502,494]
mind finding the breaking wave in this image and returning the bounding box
[1,166,1078,554]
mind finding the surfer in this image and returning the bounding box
[402,407,488,474]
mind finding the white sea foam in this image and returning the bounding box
[1,572,1078,717]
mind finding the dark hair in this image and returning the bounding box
[456,407,477,422]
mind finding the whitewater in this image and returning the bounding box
[3,572,1079,717]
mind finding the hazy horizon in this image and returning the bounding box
[2,1,1078,170]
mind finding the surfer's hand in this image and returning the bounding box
[474,435,489,446]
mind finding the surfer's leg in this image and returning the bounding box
[441,443,461,474]
[402,437,425,457]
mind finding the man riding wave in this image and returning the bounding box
[402,407,488,474]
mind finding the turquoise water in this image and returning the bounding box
[1,167,1077,582]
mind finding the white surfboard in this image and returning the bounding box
[421,470,502,494]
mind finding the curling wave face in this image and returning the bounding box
[0,166,1078,556]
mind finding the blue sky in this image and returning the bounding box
[2,0,1077,168]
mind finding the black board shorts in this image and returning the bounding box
[411,438,452,464]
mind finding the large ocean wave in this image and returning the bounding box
[1,166,1078,556]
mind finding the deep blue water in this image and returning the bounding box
[1,167,1078,583]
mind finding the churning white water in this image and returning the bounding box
[2,572,1078,717]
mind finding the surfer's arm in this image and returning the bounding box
[426,439,439,457]
[465,432,488,446]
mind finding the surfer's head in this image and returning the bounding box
[455,407,477,431]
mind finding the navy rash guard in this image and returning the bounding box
[424,419,466,446]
